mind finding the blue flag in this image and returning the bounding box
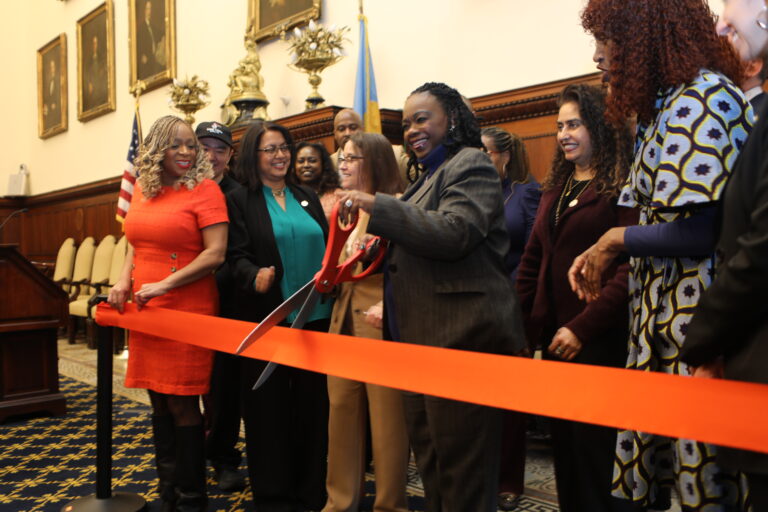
[353,14,381,133]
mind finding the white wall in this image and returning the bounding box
[0,0,724,196]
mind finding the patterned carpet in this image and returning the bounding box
[0,341,562,511]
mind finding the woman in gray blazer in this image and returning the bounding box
[337,82,526,512]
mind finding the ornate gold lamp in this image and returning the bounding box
[168,75,209,125]
[288,20,348,110]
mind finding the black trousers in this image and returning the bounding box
[241,318,330,512]
[549,418,634,512]
[205,351,243,469]
[498,410,527,495]
[403,391,501,512]
[747,473,768,512]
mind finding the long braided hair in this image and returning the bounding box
[404,82,482,183]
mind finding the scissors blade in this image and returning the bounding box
[235,279,315,355]
[252,287,322,390]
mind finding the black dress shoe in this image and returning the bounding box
[498,492,521,511]
[214,465,246,492]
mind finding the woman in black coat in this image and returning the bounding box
[227,121,330,512]
[681,2,768,509]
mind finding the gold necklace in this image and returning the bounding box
[554,173,592,225]
[272,186,286,198]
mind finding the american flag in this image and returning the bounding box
[116,112,141,223]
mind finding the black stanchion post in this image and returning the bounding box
[62,295,147,512]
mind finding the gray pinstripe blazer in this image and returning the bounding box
[367,147,525,355]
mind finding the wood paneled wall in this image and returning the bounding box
[2,72,600,264]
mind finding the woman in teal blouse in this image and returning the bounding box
[227,121,331,512]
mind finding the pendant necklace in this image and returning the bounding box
[566,173,592,207]
[554,172,593,225]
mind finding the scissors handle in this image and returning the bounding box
[314,202,387,293]
[333,237,387,285]
[314,202,358,293]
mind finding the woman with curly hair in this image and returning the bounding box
[571,1,754,510]
[517,84,636,512]
[336,82,526,512]
[294,141,341,221]
[108,115,229,511]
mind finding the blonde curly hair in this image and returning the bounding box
[135,115,213,199]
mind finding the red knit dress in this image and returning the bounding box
[124,179,228,395]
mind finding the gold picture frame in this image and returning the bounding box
[249,0,321,43]
[129,0,176,94]
[37,34,68,139]
[77,1,116,122]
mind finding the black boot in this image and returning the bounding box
[174,424,208,512]
[151,415,177,512]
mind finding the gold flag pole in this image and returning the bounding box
[129,79,146,140]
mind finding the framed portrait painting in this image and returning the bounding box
[129,0,176,93]
[249,0,321,42]
[77,1,116,122]
[37,34,68,139]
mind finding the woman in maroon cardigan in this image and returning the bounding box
[516,84,636,512]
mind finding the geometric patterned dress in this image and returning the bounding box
[611,69,753,511]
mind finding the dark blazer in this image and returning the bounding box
[215,175,243,318]
[367,147,525,355]
[226,183,328,323]
[681,100,768,473]
[516,183,637,366]
[502,179,541,280]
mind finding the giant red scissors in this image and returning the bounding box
[235,202,386,388]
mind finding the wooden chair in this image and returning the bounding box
[52,238,77,288]
[86,235,128,351]
[66,236,109,344]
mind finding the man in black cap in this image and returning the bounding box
[195,121,245,492]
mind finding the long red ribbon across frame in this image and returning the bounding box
[96,303,768,455]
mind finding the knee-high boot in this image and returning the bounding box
[151,415,177,512]
[174,424,208,512]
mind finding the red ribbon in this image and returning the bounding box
[96,303,768,455]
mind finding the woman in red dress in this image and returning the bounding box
[108,115,228,512]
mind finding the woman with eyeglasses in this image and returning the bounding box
[336,82,526,512]
[322,132,407,512]
[480,126,540,511]
[571,0,753,510]
[227,121,332,512]
[680,1,768,509]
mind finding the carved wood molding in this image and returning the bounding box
[474,72,602,126]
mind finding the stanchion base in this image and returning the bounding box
[61,492,147,512]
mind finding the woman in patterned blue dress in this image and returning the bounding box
[572,0,754,510]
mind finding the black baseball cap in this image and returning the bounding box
[195,121,233,147]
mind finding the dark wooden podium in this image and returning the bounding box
[0,244,67,422]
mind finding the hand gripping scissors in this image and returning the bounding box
[235,202,386,389]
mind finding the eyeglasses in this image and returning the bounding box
[758,5,768,31]
[256,145,292,155]
[338,154,365,164]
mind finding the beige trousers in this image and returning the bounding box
[322,375,409,512]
